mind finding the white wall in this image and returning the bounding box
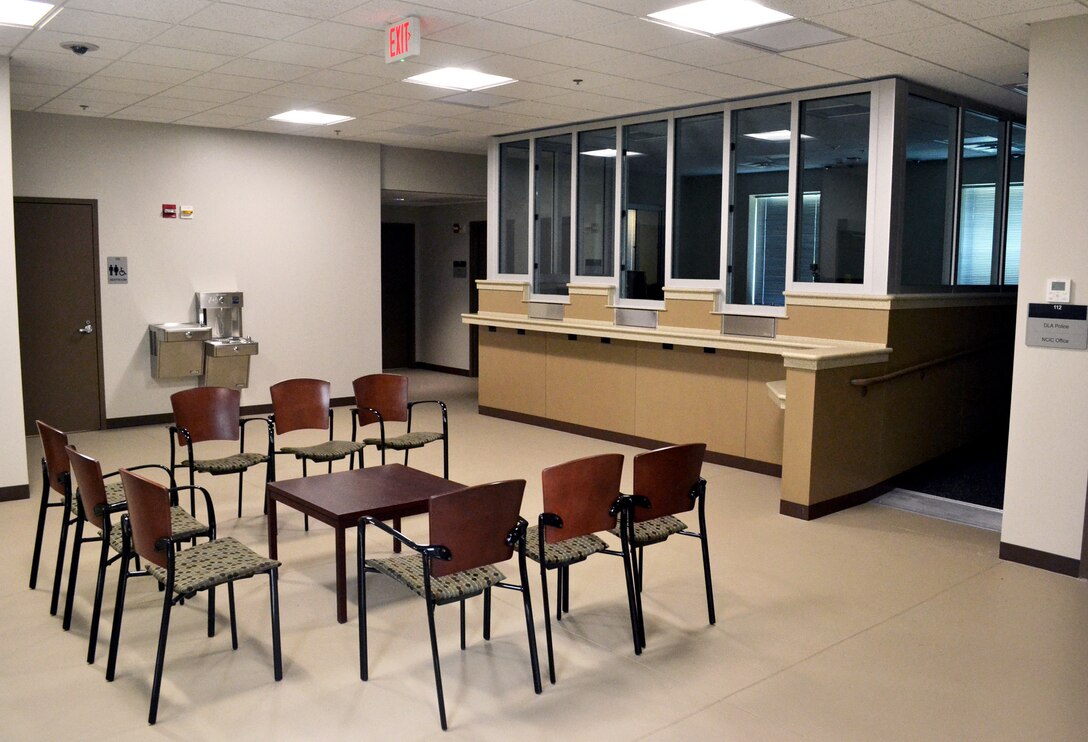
[1001,15,1088,563]
[381,146,486,196]
[0,59,28,491]
[12,113,382,417]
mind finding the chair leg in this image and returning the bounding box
[555,567,564,622]
[237,472,244,518]
[700,532,716,625]
[269,568,283,681]
[483,588,492,641]
[29,481,52,589]
[228,581,239,650]
[208,584,216,637]
[105,552,130,681]
[442,438,449,480]
[426,600,447,731]
[517,558,543,695]
[392,517,401,554]
[62,517,86,630]
[49,511,73,616]
[88,537,111,663]
[302,461,310,531]
[561,565,570,615]
[459,599,466,650]
[539,562,556,684]
[358,561,369,681]
[619,531,643,656]
[148,593,174,725]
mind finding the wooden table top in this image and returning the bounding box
[266,464,464,525]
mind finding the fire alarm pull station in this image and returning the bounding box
[162,204,177,218]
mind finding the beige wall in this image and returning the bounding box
[1002,16,1088,563]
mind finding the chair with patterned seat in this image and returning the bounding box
[616,443,713,650]
[29,420,126,618]
[62,445,211,664]
[108,468,283,725]
[350,373,448,478]
[357,479,541,731]
[525,453,641,683]
[169,386,272,518]
[268,378,365,531]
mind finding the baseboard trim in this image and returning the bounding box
[780,481,895,521]
[0,484,30,502]
[478,406,782,477]
[999,541,1081,577]
[413,362,472,377]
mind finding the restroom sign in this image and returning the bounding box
[386,16,420,63]
[107,256,128,284]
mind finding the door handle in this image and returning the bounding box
[78,321,94,334]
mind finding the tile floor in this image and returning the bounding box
[3,370,1086,740]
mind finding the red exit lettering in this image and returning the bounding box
[385,16,420,63]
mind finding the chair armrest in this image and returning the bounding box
[170,484,217,535]
[539,512,563,528]
[358,515,450,560]
[505,516,529,548]
[612,493,651,517]
[103,463,171,481]
[239,415,273,454]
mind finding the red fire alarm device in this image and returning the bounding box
[162,203,177,218]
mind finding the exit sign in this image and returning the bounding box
[386,16,420,63]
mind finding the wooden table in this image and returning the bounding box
[266,464,464,624]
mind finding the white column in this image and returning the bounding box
[1001,15,1088,572]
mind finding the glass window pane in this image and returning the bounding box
[576,128,616,277]
[956,111,1003,285]
[534,135,571,295]
[795,93,871,284]
[728,103,791,306]
[621,120,667,301]
[499,140,530,275]
[901,95,957,287]
[1004,123,1025,285]
[672,113,723,280]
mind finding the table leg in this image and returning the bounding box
[335,526,347,624]
[267,495,279,560]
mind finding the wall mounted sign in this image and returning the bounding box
[386,17,420,63]
[1026,303,1087,349]
[107,256,128,284]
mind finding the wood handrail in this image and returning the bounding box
[849,343,999,394]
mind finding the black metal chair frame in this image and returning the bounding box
[621,476,714,649]
[349,400,449,479]
[28,456,69,609]
[357,514,542,731]
[168,415,273,518]
[105,483,282,724]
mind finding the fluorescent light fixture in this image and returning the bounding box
[403,67,516,92]
[268,110,355,126]
[744,130,813,142]
[646,0,791,36]
[0,0,56,27]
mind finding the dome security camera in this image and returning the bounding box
[60,42,100,56]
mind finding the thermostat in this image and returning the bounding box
[1046,278,1071,303]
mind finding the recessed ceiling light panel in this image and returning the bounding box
[0,0,56,28]
[744,130,813,142]
[269,110,355,126]
[404,68,516,92]
[646,0,792,36]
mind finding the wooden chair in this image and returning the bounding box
[350,373,448,478]
[357,479,541,730]
[269,378,365,530]
[62,445,210,664]
[169,386,271,518]
[617,443,713,649]
[526,453,641,682]
[108,469,283,725]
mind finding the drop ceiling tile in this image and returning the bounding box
[65,0,211,25]
[120,45,234,71]
[18,30,138,60]
[58,87,148,106]
[11,95,54,111]
[211,57,316,81]
[527,68,633,92]
[334,2,475,33]
[232,92,331,110]
[290,69,388,92]
[182,4,318,40]
[10,64,88,87]
[580,52,697,81]
[972,3,1087,47]
[41,8,173,43]
[11,81,67,98]
[239,118,320,134]
[783,38,915,74]
[532,89,649,115]
[324,90,416,113]
[486,79,568,100]
[11,49,111,76]
[571,17,694,52]
[428,19,558,54]
[649,68,780,98]
[246,40,359,67]
[389,99,477,118]
[771,0,889,15]
[638,89,720,108]
[184,72,281,93]
[486,0,629,36]
[155,84,250,103]
[643,37,766,66]
[205,100,288,117]
[904,0,1068,21]
[587,78,693,103]
[139,94,222,113]
[151,26,272,56]
[262,81,358,102]
[874,22,1002,57]
[283,21,385,53]
[332,54,433,79]
[810,0,950,38]
[175,110,263,127]
[720,55,859,88]
[454,108,558,129]
[109,105,190,123]
[74,75,175,96]
[365,108,444,125]
[229,1,368,21]
[950,43,1030,85]
[413,39,495,67]
[392,0,527,17]
[364,81,454,102]
[99,61,199,84]
[37,98,127,116]
[474,54,567,81]
[513,36,629,65]
[0,26,30,46]
[491,99,599,121]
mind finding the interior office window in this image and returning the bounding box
[900,95,957,287]
[672,112,723,280]
[576,128,616,277]
[956,111,1004,285]
[534,135,571,296]
[1003,123,1025,285]
[728,103,791,306]
[499,140,530,275]
[795,93,871,284]
[620,120,667,301]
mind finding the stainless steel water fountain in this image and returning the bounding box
[197,292,258,389]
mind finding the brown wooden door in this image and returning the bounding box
[14,198,104,433]
[381,222,415,370]
[468,220,487,377]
